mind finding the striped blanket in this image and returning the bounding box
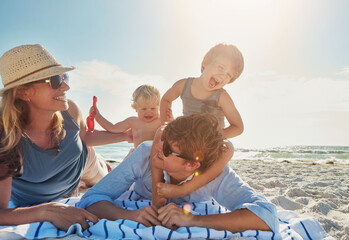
[0,191,333,240]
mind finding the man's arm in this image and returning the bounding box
[158,203,270,232]
[157,166,278,232]
[209,167,279,232]
[77,144,149,210]
[86,201,161,227]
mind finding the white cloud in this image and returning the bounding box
[69,60,170,96]
[233,73,349,115]
[228,73,349,147]
[336,66,349,76]
[67,60,349,147]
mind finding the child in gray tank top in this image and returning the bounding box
[152,43,245,206]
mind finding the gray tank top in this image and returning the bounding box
[180,78,225,128]
[11,111,88,206]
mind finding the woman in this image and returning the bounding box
[0,44,129,231]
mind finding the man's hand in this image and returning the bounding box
[158,203,193,230]
[129,205,161,227]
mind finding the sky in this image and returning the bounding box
[0,0,348,148]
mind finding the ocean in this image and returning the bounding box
[95,142,349,165]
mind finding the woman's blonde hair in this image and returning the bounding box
[0,85,65,178]
[131,85,160,109]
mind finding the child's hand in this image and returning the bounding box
[166,108,174,122]
[89,106,100,118]
[157,182,186,199]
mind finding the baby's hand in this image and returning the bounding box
[89,106,100,117]
[157,182,186,199]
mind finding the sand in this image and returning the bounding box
[230,159,349,240]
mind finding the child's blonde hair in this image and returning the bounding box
[201,43,244,83]
[131,84,161,109]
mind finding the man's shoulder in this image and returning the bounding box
[139,141,153,149]
[206,165,235,188]
[134,141,153,158]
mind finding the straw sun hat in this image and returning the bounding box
[0,44,75,94]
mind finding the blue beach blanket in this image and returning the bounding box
[0,191,333,240]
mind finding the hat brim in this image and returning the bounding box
[0,65,75,95]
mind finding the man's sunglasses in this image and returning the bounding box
[35,74,69,89]
[162,139,190,160]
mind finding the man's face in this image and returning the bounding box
[153,140,193,181]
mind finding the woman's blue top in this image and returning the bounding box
[11,111,88,206]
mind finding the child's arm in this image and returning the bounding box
[91,105,132,133]
[160,79,186,123]
[218,90,244,139]
[157,140,234,199]
[150,126,167,208]
[68,100,130,147]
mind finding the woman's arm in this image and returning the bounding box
[0,177,98,231]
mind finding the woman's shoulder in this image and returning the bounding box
[67,99,82,124]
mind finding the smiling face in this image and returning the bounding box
[23,74,70,113]
[200,44,244,91]
[201,52,238,91]
[135,100,160,123]
[152,140,199,183]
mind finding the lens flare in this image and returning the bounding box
[181,203,194,221]
[183,203,191,213]
[193,151,204,162]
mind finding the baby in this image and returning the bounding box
[91,84,162,149]
[152,43,244,205]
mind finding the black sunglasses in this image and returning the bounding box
[35,74,69,89]
[162,139,190,160]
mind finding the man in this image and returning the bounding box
[78,114,279,233]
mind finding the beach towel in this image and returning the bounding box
[0,191,333,240]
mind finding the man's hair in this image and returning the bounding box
[131,85,160,109]
[162,114,226,172]
[201,43,244,83]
